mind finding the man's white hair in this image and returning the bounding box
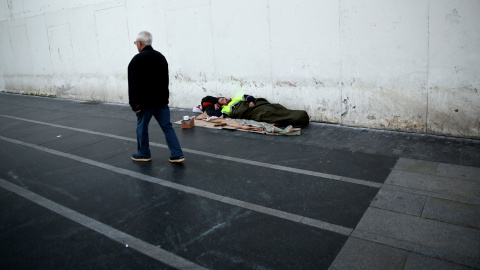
[136,31,152,46]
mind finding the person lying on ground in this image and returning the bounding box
[201,94,309,127]
[200,95,227,117]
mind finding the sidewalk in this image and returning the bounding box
[0,92,479,269]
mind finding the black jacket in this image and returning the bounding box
[201,96,222,117]
[128,45,169,111]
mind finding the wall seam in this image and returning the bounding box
[425,0,430,135]
[124,3,130,47]
[267,0,274,98]
[68,21,76,75]
[163,6,170,70]
[338,0,344,125]
[209,0,218,93]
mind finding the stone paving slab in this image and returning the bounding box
[371,188,427,216]
[395,158,480,182]
[386,170,480,202]
[355,208,480,260]
[394,158,439,175]
[331,237,477,269]
[333,156,480,269]
[404,252,476,270]
[351,230,479,269]
[329,238,407,270]
[436,163,480,182]
[422,197,480,229]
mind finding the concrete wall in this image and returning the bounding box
[0,0,479,138]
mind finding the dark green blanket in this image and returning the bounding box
[230,98,309,127]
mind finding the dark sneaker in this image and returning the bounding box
[169,156,185,163]
[131,154,151,162]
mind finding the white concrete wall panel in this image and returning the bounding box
[0,0,479,138]
[211,0,272,98]
[47,24,74,74]
[269,0,342,122]
[4,0,24,20]
[95,6,130,75]
[6,22,34,93]
[26,15,51,75]
[21,0,123,16]
[68,6,101,74]
[21,0,49,17]
[126,0,168,52]
[43,2,71,102]
[60,6,105,101]
[0,21,11,90]
[166,2,217,108]
[23,14,54,95]
[340,0,429,133]
[93,5,131,103]
[166,0,211,12]
[428,0,480,137]
[0,0,8,22]
[47,23,76,98]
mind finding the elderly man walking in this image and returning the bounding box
[128,31,184,163]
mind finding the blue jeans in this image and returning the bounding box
[136,106,183,158]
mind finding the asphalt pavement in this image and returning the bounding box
[0,92,479,269]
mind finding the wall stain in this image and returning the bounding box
[174,73,196,83]
[7,0,13,12]
[230,76,249,87]
[381,118,426,132]
[252,81,265,88]
[313,78,325,87]
[446,9,460,24]
[341,97,349,117]
[275,81,297,87]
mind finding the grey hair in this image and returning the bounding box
[136,31,152,46]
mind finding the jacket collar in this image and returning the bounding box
[141,45,153,52]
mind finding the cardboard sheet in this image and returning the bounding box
[175,112,301,135]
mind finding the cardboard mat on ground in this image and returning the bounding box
[174,112,301,136]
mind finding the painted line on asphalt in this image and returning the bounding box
[0,135,353,236]
[0,114,382,188]
[0,177,207,270]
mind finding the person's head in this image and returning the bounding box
[217,97,230,105]
[134,31,153,52]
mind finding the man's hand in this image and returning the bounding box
[134,110,141,114]
[214,103,220,110]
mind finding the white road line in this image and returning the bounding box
[0,177,207,270]
[0,135,353,236]
[0,114,382,188]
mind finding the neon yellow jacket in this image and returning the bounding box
[221,97,243,115]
